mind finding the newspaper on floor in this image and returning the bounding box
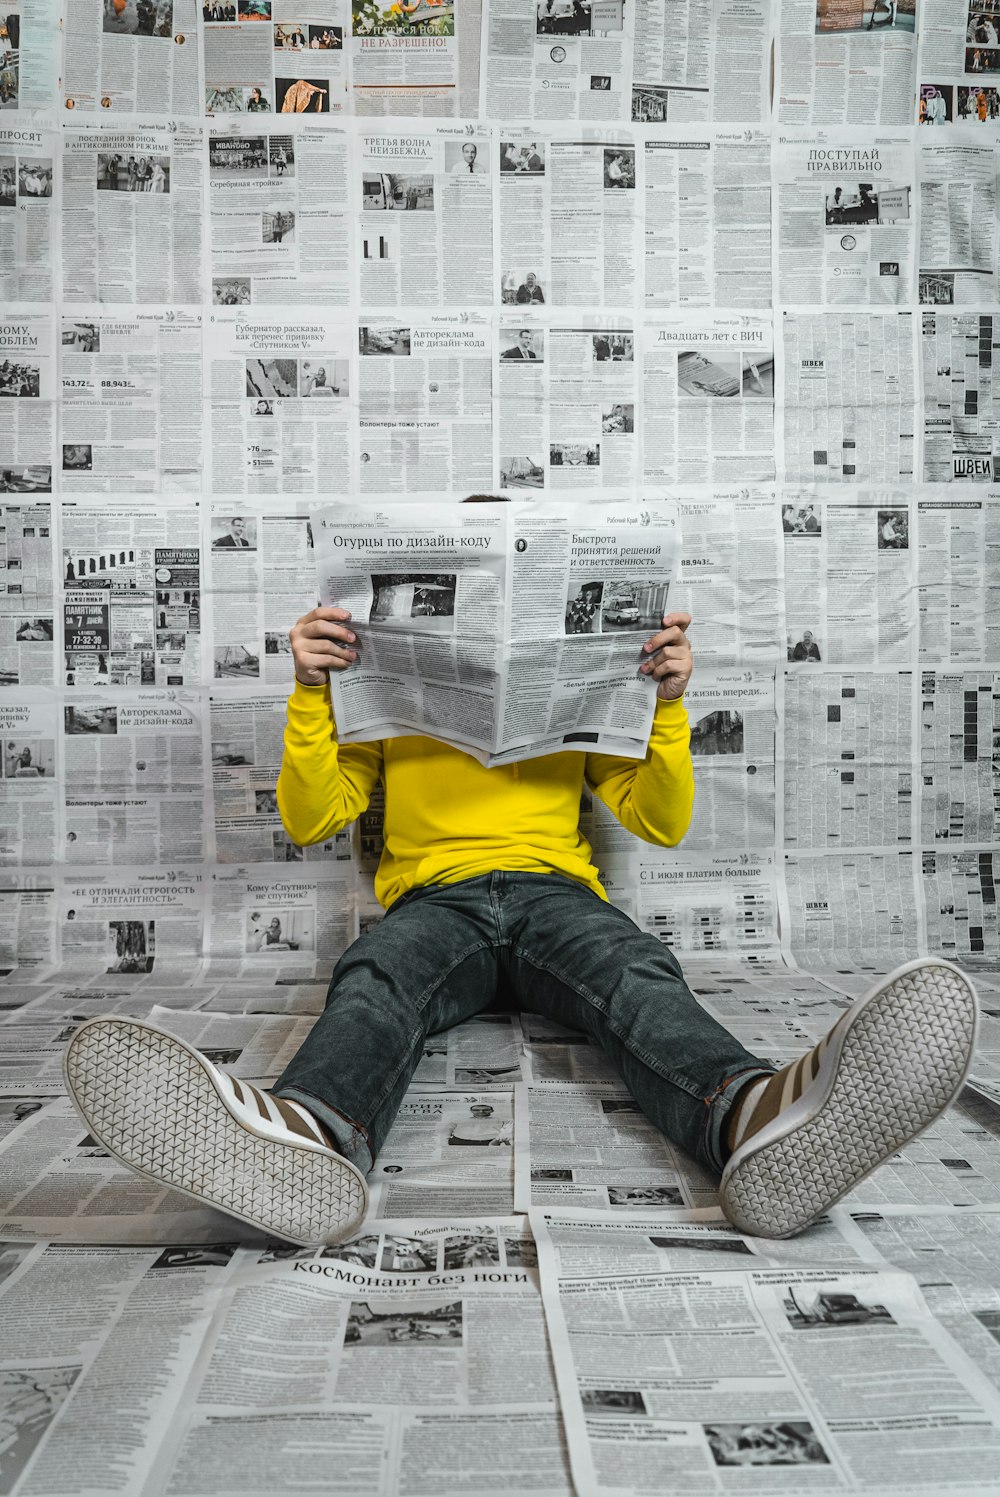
[532,1206,1000,1496]
[514,1082,721,1214]
[366,1090,517,1220]
[0,119,56,305]
[208,117,351,308]
[776,0,917,127]
[497,129,640,311]
[62,0,201,113]
[408,1013,528,1089]
[774,129,915,306]
[143,1219,570,1497]
[312,498,680,766]
[0,1235,245,1497]
[60,118,205,304]
[643,128,772,310]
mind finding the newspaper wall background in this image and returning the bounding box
[3,0,1000,1493]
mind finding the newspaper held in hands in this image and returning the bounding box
[311,500,680,768]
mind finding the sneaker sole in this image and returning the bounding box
[64,1016,369,1247]
[720,959,979,1239]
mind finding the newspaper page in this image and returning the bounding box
[642,314,775,484]
[498,129,640,311]
[0,1238,247,1496]
[202,3,348,119]
[483,0,634,122]
[668,490,782,663]
[781,849,924,970]
[205,864,354,980]
[778,666,914,851]
[780,487,916,665]
[0,495,54,689]
[781,309,918,483]
[60,118,205,305]
[775,129,916,306]
[349,0,467,118]
[916,491,1000,662]
[644,128,772,309]
[0,119,56,305]
[515,1082,721,1212]
[210,690,350,863]
[0,874,57,970]
[497,318,637,494]
[409,1013,527,1089]
[58,866,206,979]
[0,691,58,868]
[144,1230,571,1497]
[776,0,917,126]
[206,497,315,689]
[532,1210,1000,1497]
[0,1093,272,1239]
[359,313,492,493]
[4,0,61,110]
[0,308,56,495]
[58,308,203,492]
[919,668,998,848]
[922,849,1000,970]
[359,125,493,308]
[364,1091,517,1219]
[588,669,776,855]
[922,310,1000,483]
[917,134,996,307]
[60,497,202,688]
[207,307,354,492]
[208,117,351,308]
[916,7,1000,127]
[62,0,201,112]
[602,850,782,958]
[631,0,772,124]
[63,689,206,867]
[313,498,679,765]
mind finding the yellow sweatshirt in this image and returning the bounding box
[277,680,695,909]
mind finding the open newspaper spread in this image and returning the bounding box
[311,499,680,766]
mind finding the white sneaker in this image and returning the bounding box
[64,1015,369,1246]
[720,958,979,1239]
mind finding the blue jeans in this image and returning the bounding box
[272,871,774,1177]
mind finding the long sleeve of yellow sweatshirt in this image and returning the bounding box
[276,679,695,909]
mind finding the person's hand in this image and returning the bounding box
[640,611,693,701]
[289,606,359,686]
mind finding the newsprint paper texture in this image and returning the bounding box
[1,0,1000,1493]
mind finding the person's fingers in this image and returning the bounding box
[300,618,357,646]
[642,614,691,654]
